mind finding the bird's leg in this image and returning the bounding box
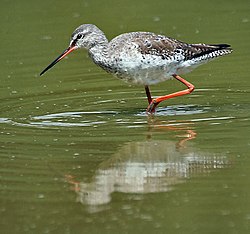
[147,74,195,114]
[145,85,152,104]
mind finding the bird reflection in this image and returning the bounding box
[66,121,229,207]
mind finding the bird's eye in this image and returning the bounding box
[77,34,84,40]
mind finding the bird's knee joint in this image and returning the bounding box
[189,85,195,93]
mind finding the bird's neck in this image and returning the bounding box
[88,35,112,72]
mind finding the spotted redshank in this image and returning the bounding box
[40,24,232,113]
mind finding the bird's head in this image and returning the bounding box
[40,24,106,76]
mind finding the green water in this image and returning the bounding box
[1,0,250,233]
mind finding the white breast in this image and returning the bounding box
[112,51,184,85]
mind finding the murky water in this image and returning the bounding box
[1,0,250,233]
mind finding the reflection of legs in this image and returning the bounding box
[146,74,195,113]
[146,118,197,146]
[65,174,80,191]
[177,129,197,148]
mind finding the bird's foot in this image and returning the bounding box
[146,100,159,114]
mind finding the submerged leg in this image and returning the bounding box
[147,74,195,113]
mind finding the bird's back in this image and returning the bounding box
[104,31,232,85]
[109,31,232,61]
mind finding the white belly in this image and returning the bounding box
[112,54,183,85]
[107,47,206,85]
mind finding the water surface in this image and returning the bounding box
[1,0,250,233]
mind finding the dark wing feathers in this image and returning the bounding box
[133,34,184,59]
[132,33,232,60]
[186,43,232,60]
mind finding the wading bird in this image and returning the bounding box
[40,24,232,113]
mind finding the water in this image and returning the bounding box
[1,0,250,233]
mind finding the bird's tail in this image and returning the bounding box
[189,43,232,60]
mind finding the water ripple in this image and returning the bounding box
[0,108,236,129]
[32,111,118,120]
[136,104,209,116]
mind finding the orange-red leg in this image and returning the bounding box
[146,74,195,113]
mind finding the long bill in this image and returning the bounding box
[40,46,77,76]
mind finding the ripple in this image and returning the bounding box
[189,116,235,122]
[0,111,119,129]
[136,104,209,116]
[0,106,236,130]
[29,111,119,128]
[0,118,11,124]
[28,120,107,128]
[32,111,119,120]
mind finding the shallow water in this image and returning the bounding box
[1,0,250,233]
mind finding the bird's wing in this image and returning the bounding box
[132,33,232,60]
[132,33,185,59]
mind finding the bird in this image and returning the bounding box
[40,24,232,114]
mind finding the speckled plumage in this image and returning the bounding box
[40,24,232,113]
[68,24,232,85]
